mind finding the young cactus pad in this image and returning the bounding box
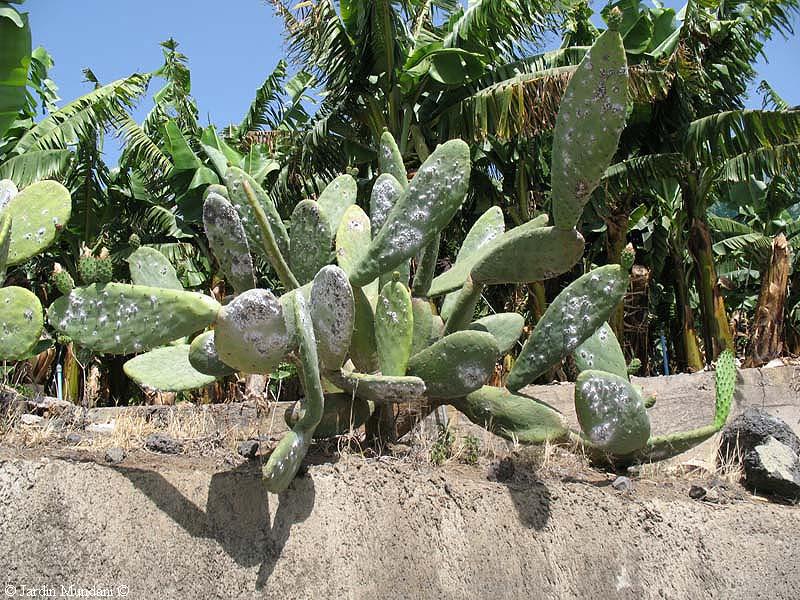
[203,191,256,294]
[507,262,630,391]
[714,349,735,428]
[309,265,354,371]
[551,27,628,230]
[375,276,413,376]
[188,330,235,377]
[317,174,357,233]
[349,287,379,373]
[370,173,404,236]
[127,247,183,290]
[378,130,408,188]
[406,330,499,399]
[349,140,471,287]
[1,180,71,266]
[335,204,372,278]
[468,313,525,355]
[123,345,217,392]
[214,288,293,374]
[290,200,334,285]
[573,322,628,379]
[452,386,568,443]
[574,370,650,455]
[0,286,44,360]
[47,283,220,355]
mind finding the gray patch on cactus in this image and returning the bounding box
[309,265,354,371]
[124,345,217,392]
[0,179,17,211]
[468,313,524,354]
[470,225,585,285]
[574,370,650,455]
[572,322,628,378]
[127,247,183,290]
[370,173,403,236]
[407,330,500,399]
[47,283,220,355]
[289,199,334,285]
[317,174,357,233]
[507,264,630,391]
[215,288,293,374]
[203,192,256,294]
[551,29,628,229]
[350,140,471,287]
[452,386,568,443]
[379,130,408,188]
[1,180,71,266]
[188,330,235,377]
[0,286,43,360]
[428,206,508,296]
[328,369,426,404]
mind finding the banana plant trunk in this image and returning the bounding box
[670,251,704,372]
[605,211,629,340]
[745,234,791,367]
[688,216,734,361]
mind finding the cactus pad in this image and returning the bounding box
[573,322,628,378]
[47,283,220,355]
[714,349,735,428]
[328,369,426,404]
[2,180,71,266]
[468,313,524,354]
[203,191,256,294]
[406,330,499,399]
[375,277,414,376]
[574,370,650,455]
[350,286,379,373]
[551,28,628,229]
[411,298,436,356]
[0,213,10,282]
[0,286,43,360]
[123,344,217,391]
[317,174,357,233]
[452,386,568,443]
[188,330,235,377]
[428,206,507,296]
[127,247,183,290]
[290,199,334,285]
[379,130,408,188]
[507,263,630,391]
[370,173,404,236]
[309,265,354,370]
[335,204,371,278]
[470,225,584,285]
[349,140,471,287]
[215,288,293,374]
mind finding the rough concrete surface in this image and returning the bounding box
[0,452,798,600]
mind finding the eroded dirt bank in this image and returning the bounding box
[0,450,798,599]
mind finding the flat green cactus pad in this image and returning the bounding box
[188,330,235,377]
[407,330,499,399]
[573,322,628,378]
[507,263,630,391]
[379,130,408,188]
[714,349,736,428]
[328,370,427,404]
[310,265,354,371]
[551,28,628,229]
[203,191,256,294]
[335,204,371,278]
[350,140,471,287]
[375,277,414,376]
[574,370,650,455]
[0,213,11,282]
[350,286,379,373]
[0,286,43,360]
[2,180,71,266]
[452,386,568,443]
[47,283,220,355]
[225,166,290,261]
[411,298,436,356]
[290,199,334,285]
[468,313,524,354]
[123,344,217,391]
[370,173,404,236]
[317,174,357,233]
[127,247,183,290]
[215,288,293,374]
[470,225,584,285]
[285,392,371,438]
[428,206,507,296]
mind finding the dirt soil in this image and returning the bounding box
[1,441,798,600]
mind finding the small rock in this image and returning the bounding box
[144,432,183,454]
[487,457,514,482]
[20,414,43,425]
[612,476,633,492]
[105,447,126,464]
[689,484,707,500]
[237,440,259,459]
[742,436,800,500]
[65,432,82,445]
[719,408,800,461]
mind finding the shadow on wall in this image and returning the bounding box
[113,462,316,590]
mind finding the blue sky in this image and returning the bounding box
[24,0,800,165]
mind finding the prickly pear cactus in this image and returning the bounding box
[0,213,10,283]
[47,283,220,354]
[378,130,408,189]
[714,349,735,428]
[127,247,183,290]
[335,204,371,278]
[468,313,525,355]
[374,275,413,376]
[349,287,379,373]
[188,330,235,377]
[309,265,354,371]
[0,286,44,359]
[329,369,427,404]
[317,174,357,233]
[51,263,74,295]
[289,200,334,285]
[123,344,217,391]
[203,192,256,294]
[573,322,628,378]
[370,173,404,236]
[1,180,71,266]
